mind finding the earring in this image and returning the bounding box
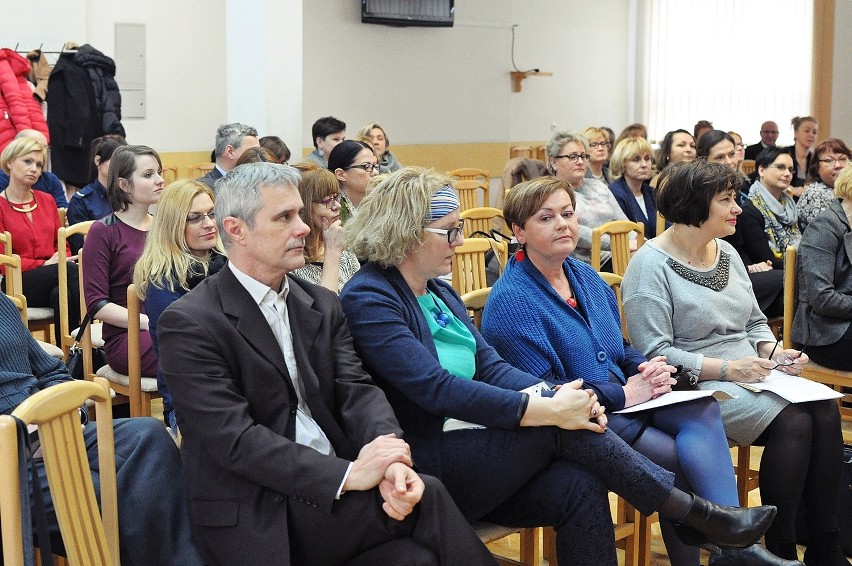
[515,243,526,262]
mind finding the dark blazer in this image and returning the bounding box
[157,266,402,565]
[609,177,658,239]
[792,199,852,347]
[784,145,813,188]
[744,143,766,161]
[197,167,223,190]
[724,199,784,270]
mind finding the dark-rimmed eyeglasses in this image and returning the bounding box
[424,220,465,244]
[553,153,590,163]
[186,211,216,224]
[345,162,380,173]
[589,141,611,149]
[818,156,850,166]
[314,193,341,209]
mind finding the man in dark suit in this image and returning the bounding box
[745,121,779,160]
[158,163,496,566]
[197,122,260,189]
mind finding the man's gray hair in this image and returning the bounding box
[215,162,301,248]
[214,123,258,159]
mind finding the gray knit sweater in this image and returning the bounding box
[622,239,786,444]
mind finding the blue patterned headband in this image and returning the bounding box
[425,185,460,223]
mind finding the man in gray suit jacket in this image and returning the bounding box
[197,122,260,189]
[158,163,496,566]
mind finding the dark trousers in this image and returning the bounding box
[19,262,80,345]
[805,324,852,371]
[33,418,204,566]
[286,474,497,566]
[438,426,675,566]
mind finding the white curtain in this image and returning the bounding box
[637,0,813,146]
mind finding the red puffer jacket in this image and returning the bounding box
[0,48,50,152]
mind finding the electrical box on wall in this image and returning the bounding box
[114,23,146,119]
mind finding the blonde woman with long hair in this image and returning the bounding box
[133,179,225,430]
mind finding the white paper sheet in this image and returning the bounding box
[614,389,733,414]
[733,370,845,403]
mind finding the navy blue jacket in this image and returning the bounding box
[610,177,658,240]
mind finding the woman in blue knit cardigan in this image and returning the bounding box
[481,177,795,566]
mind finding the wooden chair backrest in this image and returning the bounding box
[0,230,11,255]
[598,272,628,341]
[453,179,490,212]
[188,163,215,179]
[591,220,645,276]
[448,167,489,183]
[783,246,797,349]
[58,222,94,356]
[161,164,178,184]
[0,253,26,324]
[0,377,118,566]
[451,238,492,295]
[460,207,504,238]
[461,287,492,331]
[741,160,756,176]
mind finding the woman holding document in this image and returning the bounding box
[622,159,844,565]
[480,177,789,566]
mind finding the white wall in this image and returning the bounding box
[3,0,849,152]
[301,0,630,147]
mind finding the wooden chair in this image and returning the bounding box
[741,160,756,176]
[474,523,538,566]
[161,164,178,184]
[656,211,667,237]
[0,377,118,566]
[783,246,852,419]
[93,284,160,417]
[451,238,492,295]
[509,146,532,159]
[453,179,490,212]
[58,207,67,227]
[461,287,491,330]
[533,146,547,162]
[542,498,644,566]
[734,444,760,506]
[598,272,628,341]
[58,222,94,357]
[448,167,490,185]
[188,162,215,178]
[461,207,504,238]
[591,220,645,277]
[0,230,55,342]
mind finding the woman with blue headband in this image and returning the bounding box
[340,166,778,566]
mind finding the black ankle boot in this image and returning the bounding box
[802,531,851,566]
[710,544,804,566]
[675,496,777,549]
[765,540,800,561]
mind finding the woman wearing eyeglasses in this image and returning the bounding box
[290,162,360,293]
[797,138,852,231]
[546,130,628,269]
[583,127,613,185]
[726,146,800,275]
[328,140,379,224]
[133,180,226,430]
[340,166,778,566]
[793,165,852,372]
[82,145,163,378]
[623,160,845,566]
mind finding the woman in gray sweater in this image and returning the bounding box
[623,160,845,566]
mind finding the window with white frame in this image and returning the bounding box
[634,0,813,146]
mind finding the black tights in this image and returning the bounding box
[753,399,843,544]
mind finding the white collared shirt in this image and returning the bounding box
[228,263,334,456]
